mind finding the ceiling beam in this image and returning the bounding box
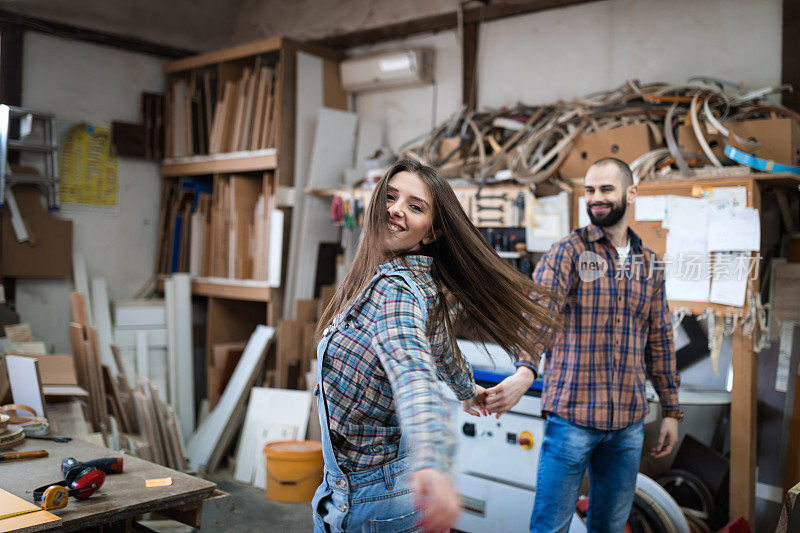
[312,0,604,49]
[0,9,195,59]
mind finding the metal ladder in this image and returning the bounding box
[0,104,60,209]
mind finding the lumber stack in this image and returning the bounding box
[133,378,187,471]
[68,291,110,435]
[68,290,188,470]
[155,173,276,280]
[166,62,277,158]
[272,296,324,391]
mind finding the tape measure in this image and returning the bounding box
[0,485,67,520]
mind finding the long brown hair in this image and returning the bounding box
[317,158,560,369]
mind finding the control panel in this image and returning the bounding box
[449,400,545,489]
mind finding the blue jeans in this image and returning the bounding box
[311,453,420,532]
[530,414,644,533]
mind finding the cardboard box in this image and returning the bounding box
[559,123,661,180]
[677,117,800,166]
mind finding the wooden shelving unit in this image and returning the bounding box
[157,36,345,391]
[161,150,277,177]
[157,276,273,302]
[189,278,273,302]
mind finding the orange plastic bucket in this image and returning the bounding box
[263,440,323,502]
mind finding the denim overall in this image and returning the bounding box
[312,271,426,533]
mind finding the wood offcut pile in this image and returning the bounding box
[166,60,278,158]
[405,77,800,186]
[68,290,187,470]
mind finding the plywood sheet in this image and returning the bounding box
[0,488,61,531]
[233,387,312,487]
[0,185,72,278]
[186,325,274,473]
[4,323,33,343]
[5,355,45,417]
[34,354,78,386]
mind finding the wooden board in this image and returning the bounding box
[90,278,115,368]
[0,488,61,531]
[5,355,45,417]
[769,261,800,339]
[4,323,33,342]
[275,320,300,389]
[207,342,246,410]
[0,185,72,278]
[186,325,274,473]
[233,387,312,487]
[0,438,215,532]
[34,354,78,386]
[71,254,93,325]
[169,274,195,439]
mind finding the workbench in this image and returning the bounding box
[0,437,217,532]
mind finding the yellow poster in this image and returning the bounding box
[58,121,118,208]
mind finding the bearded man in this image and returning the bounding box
[482,158,682,532]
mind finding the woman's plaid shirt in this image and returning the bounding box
[533,225,680,430]
[321,255,476,473]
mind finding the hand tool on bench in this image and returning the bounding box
[28,436,72,443]
[0,449,48,462]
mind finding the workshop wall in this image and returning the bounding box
[16,32,165,353]
[350,0,782,152]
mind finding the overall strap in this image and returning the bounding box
[384,270,428,324]
[315,269,429,472]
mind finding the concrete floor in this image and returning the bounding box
[141,465,313,532]
[206,466,314,532]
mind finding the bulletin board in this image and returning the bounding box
[572,174,763,317]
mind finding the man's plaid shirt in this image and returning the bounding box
[321,255,476,473]
[533,224,680,430]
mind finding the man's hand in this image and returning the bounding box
[410,468,461,533]
[461,385,488,417]
[484,366,535,418]
[651,417,679,458]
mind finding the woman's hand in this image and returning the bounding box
[410,468,461,533]
[484,366,535,418]
[461,384,488,417]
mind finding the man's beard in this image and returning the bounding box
[587,199,627,227]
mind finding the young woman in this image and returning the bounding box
[312,158,558,533]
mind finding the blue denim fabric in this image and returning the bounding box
[312,270,425,533]
[530,414,643,533]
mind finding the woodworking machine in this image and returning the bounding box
[444,340,586,533]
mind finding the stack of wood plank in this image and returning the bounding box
[131,378,187,471]
[155,173,276,281]
[68,290,188,470]
[166,61,277,158]
[272,296,328,390]
[68,291,111,435]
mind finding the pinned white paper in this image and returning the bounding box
[526,192,570,251]
[711,186,747,208]
[709,252,750,307]
[664,231,710,302]
[707,207,760,251]
[663,196,710,234]
[634,196,666,221]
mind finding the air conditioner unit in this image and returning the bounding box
[340,48,434,93]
